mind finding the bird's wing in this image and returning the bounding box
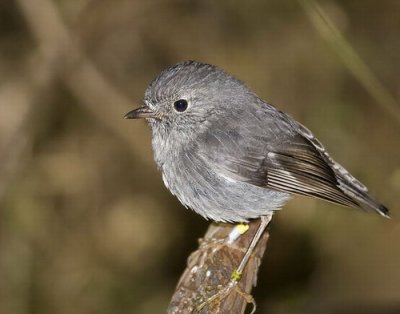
[293,121,389,216]
[264,134,359,208]
[197,112,359,209]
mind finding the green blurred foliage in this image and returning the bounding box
[0,0,399,313]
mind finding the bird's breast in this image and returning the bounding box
[156,146,289,222]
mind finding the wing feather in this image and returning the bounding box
[196,106,388,216]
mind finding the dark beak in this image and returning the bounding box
[124,106,157,119]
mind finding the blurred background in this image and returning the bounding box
[0,0,399,313]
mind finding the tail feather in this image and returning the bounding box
[294,122,389,218]
[337,178,390,218]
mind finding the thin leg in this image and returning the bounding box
[232,213,273,280]
[231,213,272,281]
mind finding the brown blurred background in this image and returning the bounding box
[0,0,399,313]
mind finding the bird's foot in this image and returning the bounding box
[187,237,225,268]
[189,223,250,267]
[195,272,256,313]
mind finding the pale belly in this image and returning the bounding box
[160,155,290,222]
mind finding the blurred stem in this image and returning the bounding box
[299,0,400,125]
[16,0,153,166]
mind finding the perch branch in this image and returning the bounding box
[168,218,271,314]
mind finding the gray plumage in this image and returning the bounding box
[126,61,389,222]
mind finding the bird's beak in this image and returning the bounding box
[124,105,157,119]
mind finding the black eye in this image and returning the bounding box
[173,99,188,112]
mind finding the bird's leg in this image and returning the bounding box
[226,223,250,244]
[231,214,271,280]
[196,214,273,313]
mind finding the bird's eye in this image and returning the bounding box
[173,99,188,112]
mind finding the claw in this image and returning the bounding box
[195,278,256,313]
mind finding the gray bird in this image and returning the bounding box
[125,61,390,309]
[125,60,389,222]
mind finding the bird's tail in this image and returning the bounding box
[336,174,390,218]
